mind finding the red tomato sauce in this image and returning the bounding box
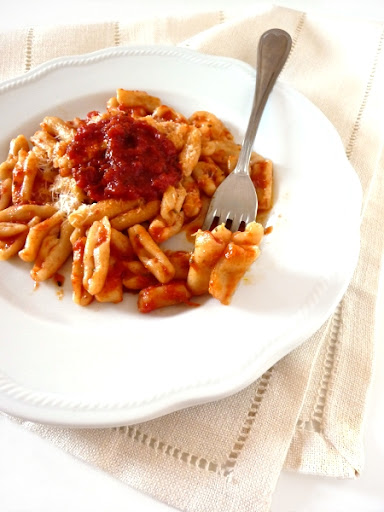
[67,112,182,203]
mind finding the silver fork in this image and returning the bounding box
[202,28,292,232]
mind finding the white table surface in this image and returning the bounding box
[1,1,384,511]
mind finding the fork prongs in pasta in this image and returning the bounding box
[202,172,258,232]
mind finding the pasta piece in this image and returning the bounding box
[209,140,241,172]
[0,211,37,261]
[10,135,30,155]
[178,126,201,176]
[187,224,232,295]
[138,281,193,313]
[128,224,175,284]
[41,116,76,143]
[110,200,160,231]
[71,236,94,306]
[95,256,124,303]
[0,161,15,181]
[19,211,66,262]
[11,149,27,204]
[183,194,210,240]
[70,226,86,246]
[68,198,141,228]
[31,219,74,281]
[159,185,186,226]
[192,160,225,197]
[82,216,111,295]
[231,221,264,246]
[30,129,57,160]
[209,222,264,305]
[106,96,119,109]
[116,89,161,113]
[0,222,28,238]
[200,140,216,157]
[0,230,29,260]
[147,185,186,243]
[209,243,260,305]
[110,228,134,259]
[0,204,57,223]
[189,111,233,142]
[250,157,273,210]
[152,105,187,123]
[92,226,131,300]
[181,176,202,218]
[0,178,12,211]
[164,250,191,280]
[122,260,157,290]
[18,150,41,204]
[142,117,189,151]
[0,217,40,260]
[148,211,184,244]
[95,280,123,303]
[0,135,30,180]
[32,146,58,184]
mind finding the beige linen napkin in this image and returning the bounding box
[1,6,384,511]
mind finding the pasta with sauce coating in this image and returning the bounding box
[138,281,193,313]
[187,224,232,295]
[209,222,263,305]
[0,89,273,313]
[128,224,175,284]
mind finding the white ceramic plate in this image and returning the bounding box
[0,45,361,427]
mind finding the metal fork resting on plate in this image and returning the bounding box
[202,28,292,232]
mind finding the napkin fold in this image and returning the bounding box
[1,6,384,512]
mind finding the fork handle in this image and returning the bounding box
[235,28,292,174]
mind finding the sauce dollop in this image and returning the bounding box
[67,112,182,202]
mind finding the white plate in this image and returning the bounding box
[0,45,361,427]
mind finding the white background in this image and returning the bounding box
[0,0,384,30]
[1,1,384,511]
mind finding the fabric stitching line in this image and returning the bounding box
[25,27,34,73]
[116,426,221,473]
[284,12,306,67]
[220,368,274,477]
[115,369,274,476]
[296,302,342,433]
[345,26,384,160]
[114,21,121,47]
